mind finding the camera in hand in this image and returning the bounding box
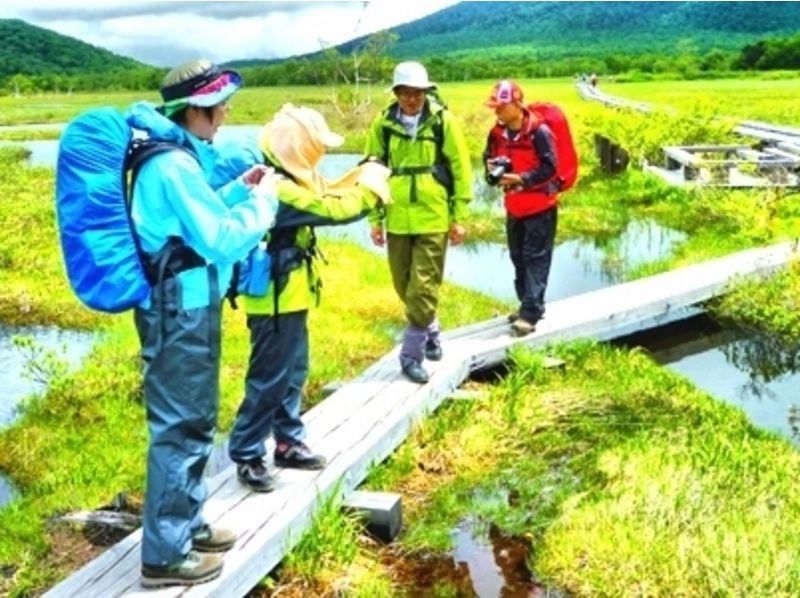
[486,157,512,186]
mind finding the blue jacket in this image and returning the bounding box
[126,102,277,309]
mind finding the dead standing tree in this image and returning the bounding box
[319,29,398,122]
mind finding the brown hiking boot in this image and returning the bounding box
[141,550,223,588]
[507,311,520,323]
[511,317,537,336]
[192,524,237,552]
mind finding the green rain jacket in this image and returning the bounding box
[245,175,379,315]
[364,99,473,234]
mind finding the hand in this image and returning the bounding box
[370,225,385,247]
[251,170,279,206]
[448,223,466,246]
[500,173,523,188]
[242,165,271,187]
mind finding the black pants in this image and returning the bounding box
[506,207,558,323]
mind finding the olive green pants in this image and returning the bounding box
[387,232,448,329]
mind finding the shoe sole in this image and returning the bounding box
[193,540,236,553]
[236,474,275,493]
[511,326,535,336]
[141,568,222,588]
[273,459,327,471]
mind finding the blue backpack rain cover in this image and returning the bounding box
[55,108,172,312]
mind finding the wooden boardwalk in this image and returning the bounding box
[45,242,798,597]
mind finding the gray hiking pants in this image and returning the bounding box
[134,271,221,566]
[228,311,308,462]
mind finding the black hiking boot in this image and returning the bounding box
[274,442,327,470]
[401,359,429,384]
[425,339,443,361]
[236,457,275,493]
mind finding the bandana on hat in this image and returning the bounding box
[160,65,242,117]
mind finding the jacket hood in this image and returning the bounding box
[207,136,263,189]
[126,100,222,173]
[125,101,186,143]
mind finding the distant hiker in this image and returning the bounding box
[364,61,473,384]
[131,59,279,588]
[483,80,572,336]
[211,105,390,493]
[590,72,598,87]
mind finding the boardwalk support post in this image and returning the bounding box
[343,491,402,543]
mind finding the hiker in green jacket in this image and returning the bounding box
[213,105,391,493]
[364,61,473,384]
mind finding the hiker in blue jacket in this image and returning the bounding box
[128,59,279,588]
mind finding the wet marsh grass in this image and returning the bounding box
[340,342,800,595]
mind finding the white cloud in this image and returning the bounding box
[0,0,459,66]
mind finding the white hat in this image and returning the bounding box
[391,61,436,91]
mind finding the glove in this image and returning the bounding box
[251,171,279,227]
[356,161,392,205]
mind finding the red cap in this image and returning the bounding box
[485,80,524,108]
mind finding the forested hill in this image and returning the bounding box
[0,19,147,79]
[335,1,800,61]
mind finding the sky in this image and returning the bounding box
[0,0,459,67]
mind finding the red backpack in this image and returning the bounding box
[528,102,578,192]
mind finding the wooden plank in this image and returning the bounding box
[760,146,800,163]
[662,146,702,167]
[736,120,800,138]
[44,242,798,597]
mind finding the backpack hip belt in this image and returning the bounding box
[143,238,207,286]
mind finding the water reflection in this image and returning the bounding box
[0,326,94,427]
[619,315,800,444]
[0,477,18,508]
[0,326,93,506]
[452,517,564,597]
[319,218,684,304]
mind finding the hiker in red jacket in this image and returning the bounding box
[483,80,559,336]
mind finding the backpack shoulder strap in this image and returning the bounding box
[126,139,189,197]
[124,139,192,287]
[433,111,445,166]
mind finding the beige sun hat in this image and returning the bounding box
[283,104,344,147]
[258,103,391,203]
[258,104,344,189]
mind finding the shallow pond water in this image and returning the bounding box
[0,326,94,505]
[618,314,800,445]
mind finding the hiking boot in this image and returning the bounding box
[401,359,429,384]
[511,317,537,336]
[274,442,327,470]
[192,524,237,552]
[425,339,443,361]
[236,458,275,493]
[141,551,223,588]
[507,311,520,323]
